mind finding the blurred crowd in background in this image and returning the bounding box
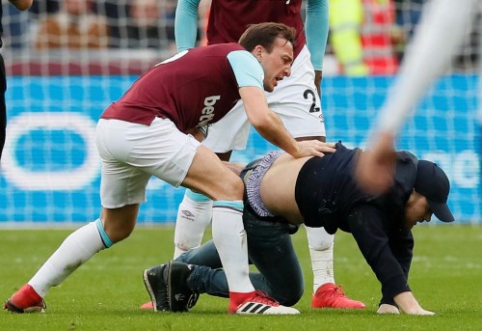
[1,0,480,75]
[3,0,183,51]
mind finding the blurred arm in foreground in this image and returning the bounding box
[356,0,476,194]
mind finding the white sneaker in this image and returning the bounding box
[229,291,300,315]
[234,301,300,315]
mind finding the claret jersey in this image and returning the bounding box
[101,43,262,133]
[207,0,306,57]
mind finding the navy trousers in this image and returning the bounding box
[176,207,304,306]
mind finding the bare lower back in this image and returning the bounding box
[260,154,311,224]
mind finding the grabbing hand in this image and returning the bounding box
[295,140,336,158]
[355,132,397,194]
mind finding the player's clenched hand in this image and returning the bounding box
[355,132,397,194]
[295,140,336,158]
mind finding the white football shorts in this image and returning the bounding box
[96,118,201,208]
[203,45,326,153]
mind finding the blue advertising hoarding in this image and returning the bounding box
[0,75,480,225]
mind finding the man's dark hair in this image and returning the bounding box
[238,22,296,53]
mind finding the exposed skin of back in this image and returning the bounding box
[233,151,433,229]
[224,154,309,224]
[259,154,310,224]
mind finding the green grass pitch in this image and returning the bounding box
[1,224,481,331]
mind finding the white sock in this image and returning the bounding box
[28,220,109,297]
[211,201,254,293]
[306,226,335,294]
[173,189,213,258]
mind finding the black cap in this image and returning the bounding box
[414,160,455,223]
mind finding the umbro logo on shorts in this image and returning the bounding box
[181,210,195,217]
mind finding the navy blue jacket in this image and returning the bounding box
[294,143,418,303]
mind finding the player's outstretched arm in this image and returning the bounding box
[356,0,475,194]
[240,86,336,158]
[374,0,474,138]
[355,132,397,194]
